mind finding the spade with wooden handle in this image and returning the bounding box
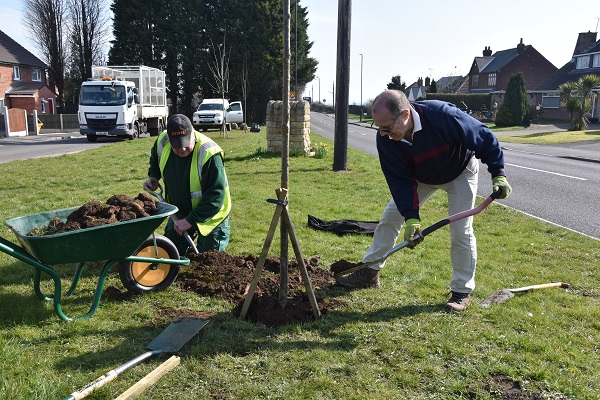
[480,282,571,308]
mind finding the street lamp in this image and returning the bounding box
[359,53,363,122]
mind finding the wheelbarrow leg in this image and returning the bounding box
[33,259,119,321]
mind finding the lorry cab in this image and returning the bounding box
[78,66,168,142]
[79,80,138,142]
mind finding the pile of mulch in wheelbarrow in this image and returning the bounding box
[153,251,346,327]
[27,193,157,236]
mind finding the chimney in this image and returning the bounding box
[425,77,431,86]
[517,38,525,54]
[417,77,423,87]
[482,46,492,56]
[573,31,598,55]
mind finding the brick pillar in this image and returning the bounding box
[266,100,310,154]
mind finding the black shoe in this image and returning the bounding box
[445,291,471,312]
[336,267,380,288]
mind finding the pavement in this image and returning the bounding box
[346,118,600,164]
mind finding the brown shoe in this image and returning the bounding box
[445,291,471,312]
[336,267,380,288]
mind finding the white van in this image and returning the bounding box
[192,99,243,131]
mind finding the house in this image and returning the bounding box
[0,29,56,115]
[436,75,467,94]
[467,39,557,94]
[532,31,600,121]
[406,77,428,100]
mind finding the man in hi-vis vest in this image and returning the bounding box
[145,114,231,255]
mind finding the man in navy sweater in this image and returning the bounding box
[336,90,512,312]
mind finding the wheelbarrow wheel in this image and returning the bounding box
[119,235,180,294]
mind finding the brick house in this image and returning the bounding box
[532,31,600,121]
[0,29,56,115]
[467,39,557,94]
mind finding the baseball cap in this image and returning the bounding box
[167,114,194,148]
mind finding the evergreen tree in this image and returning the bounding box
[108,0,317,122]
[494,72,528,127]
[387,75,406,92]
[429,79,438,93]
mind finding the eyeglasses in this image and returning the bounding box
[378,110,405,133]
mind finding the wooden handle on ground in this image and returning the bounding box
[115,355,181,400]
[509,282,570,293]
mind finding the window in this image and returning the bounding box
[542,93,560,109]
[576,56,590,69]
[32,68,41,81]
[13,66,20,80]
[41,99,46,114]
[593,54,600,68]
[488,73,496,86]
[471,74,479,87]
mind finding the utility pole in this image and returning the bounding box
[333,0,351,171]
[359,53,363,122]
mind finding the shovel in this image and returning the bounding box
[334,190,501,279]
[144,182,200,254]
[63,318,209,400]
[480,282,571,307]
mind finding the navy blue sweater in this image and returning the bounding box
[376,100,505,221]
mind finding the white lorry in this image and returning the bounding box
[192,98,243,131]
[78,65,168,142]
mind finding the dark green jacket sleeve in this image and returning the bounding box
[148,140,162,180]
[186,153,228,224]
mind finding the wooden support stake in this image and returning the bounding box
[281,206,320,318]
[239,189,287,319]
[114,355,180,400]
[239,188,320,320]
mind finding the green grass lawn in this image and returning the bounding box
[497,129,600,145]
[0,130,599,399]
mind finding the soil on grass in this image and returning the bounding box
[173,251,343,327]
[27,193,157,236]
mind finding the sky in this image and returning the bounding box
[2,1,599,105]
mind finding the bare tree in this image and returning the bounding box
[23,0,67,112]
[67,0,110,80]
[208,28,231,131]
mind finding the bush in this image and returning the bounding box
[494,104,514,127]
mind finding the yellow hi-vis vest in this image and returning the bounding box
[157,130,231,236]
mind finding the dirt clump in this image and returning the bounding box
[28,193,157,236]
[174,251,341,327]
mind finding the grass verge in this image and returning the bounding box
[0,130,599,399]
[497,129,600,145]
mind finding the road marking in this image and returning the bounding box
[493,201,599,241]
[506,163,587,180]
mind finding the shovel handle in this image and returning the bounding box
[63,351,158,400]
[143,182,200,254]
[335,191,500,279]
[419,190,501,238]
[509,282,570,293]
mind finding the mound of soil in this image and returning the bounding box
[28,193,157,236]
[172,251,343,327]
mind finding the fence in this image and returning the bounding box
[1,110,79,137]
[37,114,79,132]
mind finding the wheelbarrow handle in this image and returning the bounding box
[334,191,501,279]
[143,182,199,254]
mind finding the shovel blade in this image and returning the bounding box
[147,318,210,353]
[480,289,514,308]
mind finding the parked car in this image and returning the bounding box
[192,99,243,131]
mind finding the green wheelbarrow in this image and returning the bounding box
[1,202,189,321]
